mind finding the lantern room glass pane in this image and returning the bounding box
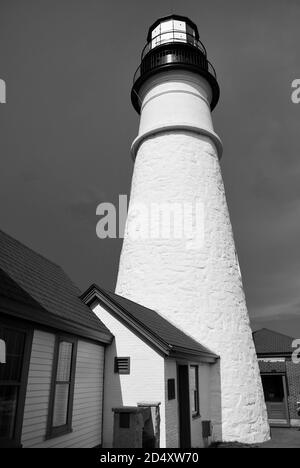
[151,24,161,48]
[173,19,186,42]
[160,20,174,44]
[186,24,196,46]
[151,19,192,49]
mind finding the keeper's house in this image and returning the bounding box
[0,230,112,448]
[0,230,219,448]
[253,328,300,428]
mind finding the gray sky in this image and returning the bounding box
[0,0,300,336]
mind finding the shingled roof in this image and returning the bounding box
[81,284,218,362]
[0,229,112,343]
[253,328,294,356]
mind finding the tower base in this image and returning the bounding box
[116,131,270,444]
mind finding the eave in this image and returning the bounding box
[81,285,218,363]
[0,295,112,345]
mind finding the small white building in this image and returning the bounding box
[0,229,112,448]
[0,229,219,448]
[81,285,219,448]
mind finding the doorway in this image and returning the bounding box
[261,374,289,425]
[0,321,32,447]
[177,365,191,448]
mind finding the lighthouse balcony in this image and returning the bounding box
[131,31,219,113]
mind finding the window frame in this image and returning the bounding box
[0,317,33,448]
[46,335,77,440]
[190,365,200,419]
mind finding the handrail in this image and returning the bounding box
[140,30,207,60]
[207,60,217,79]
[133,53,218,85]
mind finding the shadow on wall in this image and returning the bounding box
[103,339,123,447]
[142,408,156,447]
[103,340,222,448]
[210,360,222,443]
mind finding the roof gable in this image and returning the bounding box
[0,230,111,343]
[253,328,294,355]
[82,284,218,362]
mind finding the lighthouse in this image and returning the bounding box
[116,15,270,443]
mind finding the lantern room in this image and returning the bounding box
[131,15,220,114]
[148,16,199,50]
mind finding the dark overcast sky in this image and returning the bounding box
[0,0,300,337]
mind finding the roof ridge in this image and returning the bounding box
[0,228,61,270]
[94,286,172,349]
[253,327,295,340]
[89,284,217,356]
[108,288,205,343]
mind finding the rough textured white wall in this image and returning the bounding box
[116,129,270,443]
[92,302,167,447]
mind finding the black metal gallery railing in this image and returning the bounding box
[133,44,217,85]
[131,28,220,112]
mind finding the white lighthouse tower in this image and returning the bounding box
[116,15,270,444]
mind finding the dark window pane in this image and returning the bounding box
[167,378,176,400]
[195,394,199,413]
[56,342,73,382]
[190,366,199,415]
[53,383,69,427]
[0,329,25,382]
[0,386,18,439]
[119,412,130,428]
[190,367,196,392]
[262,375,285,402]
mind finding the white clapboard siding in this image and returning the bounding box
[92,303,166,447]
[21,329,105,448]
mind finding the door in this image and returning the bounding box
[261,374,289,424]
[177,365,191,448]
[0,321,32,447]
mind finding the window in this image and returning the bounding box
[47,337,77,439]
[114,357,130,374]
[190,365,200,418]
[0,322,32,448]
[119,412,130,428]
[167,378,176,400]
[150,18,195,49]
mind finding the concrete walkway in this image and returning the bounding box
[260,427,300,448]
